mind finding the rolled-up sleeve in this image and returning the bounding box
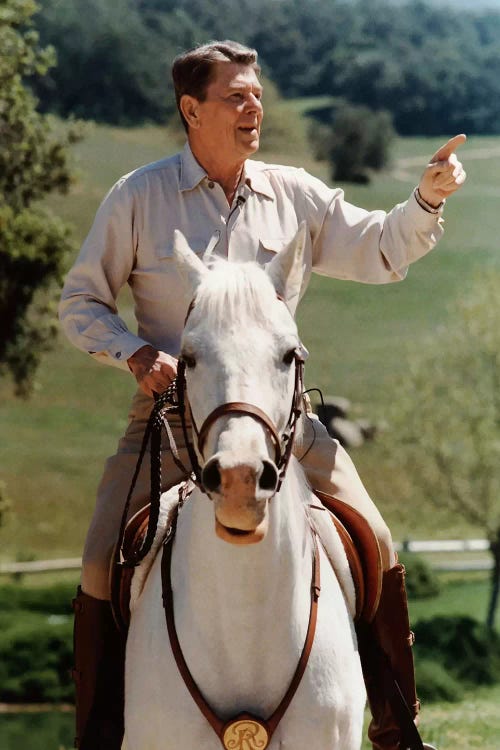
[59,178,149,370]
[298,170,444,283]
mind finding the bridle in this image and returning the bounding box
[176,348,305,493]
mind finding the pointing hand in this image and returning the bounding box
[418,134,467,208]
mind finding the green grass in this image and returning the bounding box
[409,572,495,630]
[1,112,499,561]
[361,684,500,750]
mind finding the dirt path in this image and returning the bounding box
[392,144,500,181]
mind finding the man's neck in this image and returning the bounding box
[189,142,245,206]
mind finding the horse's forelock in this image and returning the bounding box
[191,260,277,329]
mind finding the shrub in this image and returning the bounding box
[309,102,395,183]
[415,657,461,703]
[0,582,75,614]
[0,617,73,703]
[399,553,440,599]
[414,616,500,687]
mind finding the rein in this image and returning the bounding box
[161,508,321,750]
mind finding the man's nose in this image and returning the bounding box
[246,94,263,113]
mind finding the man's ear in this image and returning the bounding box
[171,229,208,297]
[179,94,201,130]
[265,222,307,315]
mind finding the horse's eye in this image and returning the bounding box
[182,354,196,369]
[282,348,296,365]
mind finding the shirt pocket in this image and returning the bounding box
[155,237,207,259]
[257,237,289,264]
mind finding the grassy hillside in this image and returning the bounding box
[0,117,498,561]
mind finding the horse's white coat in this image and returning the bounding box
[122,228,365,750]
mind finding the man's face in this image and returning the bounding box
[188,62,264,164]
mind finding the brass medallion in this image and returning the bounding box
[222,717,270,750]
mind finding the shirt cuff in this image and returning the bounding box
[91,331,150,371]
[405,189,445,228]
[409,187,445,219]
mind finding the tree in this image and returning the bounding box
[0,0,82,396]
[34,0,199,124]
[310,103,395,183]
[385,274,500,632]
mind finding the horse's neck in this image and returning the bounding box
[171,459,314,663]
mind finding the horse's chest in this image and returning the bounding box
[127,549,362,743]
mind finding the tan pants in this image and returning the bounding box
[82,391,395,600]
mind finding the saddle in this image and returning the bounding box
[312,489,382,623]
[111,488,383,633]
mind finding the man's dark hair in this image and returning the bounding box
[172,40,260,131]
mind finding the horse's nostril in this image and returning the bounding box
[259,460,278,492]
[202,459,221,492]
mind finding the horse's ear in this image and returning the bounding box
[172,229,208,295]
[265,221,307,314]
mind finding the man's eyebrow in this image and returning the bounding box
[226,82,263,93]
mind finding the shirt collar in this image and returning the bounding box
[179,142,275,201]
[179,142,208,192]
[243,159,275,200]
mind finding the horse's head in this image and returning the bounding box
[173,224,307,545]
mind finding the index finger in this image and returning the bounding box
[431,133,467,163]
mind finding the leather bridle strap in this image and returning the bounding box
[195,402,283,465]
[161,522,321,748]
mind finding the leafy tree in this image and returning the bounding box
[310,103,395,183]
[0,0,82,396]
[35,0,199,124]
[385,274,500,632]
[29,0,500,134]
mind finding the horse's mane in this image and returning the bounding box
[193,259,279,330]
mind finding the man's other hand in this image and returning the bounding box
[127,345,178,398]
[418,133,467,207]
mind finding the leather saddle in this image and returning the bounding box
[111,487,383,633]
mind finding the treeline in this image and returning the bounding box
[34,0,500,134]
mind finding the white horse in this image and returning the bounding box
[122,225,366,750]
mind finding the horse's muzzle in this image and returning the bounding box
[203,459,278,544]
[202,457,279,496]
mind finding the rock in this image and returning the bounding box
[316,396,352,424]
[314,396,377,448]
[329,417,364,448]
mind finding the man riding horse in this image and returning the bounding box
[59,40,466,750]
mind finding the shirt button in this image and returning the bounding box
[116,352,122,359]
[207,180,215,189]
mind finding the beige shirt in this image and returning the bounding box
[59,142,444,370]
